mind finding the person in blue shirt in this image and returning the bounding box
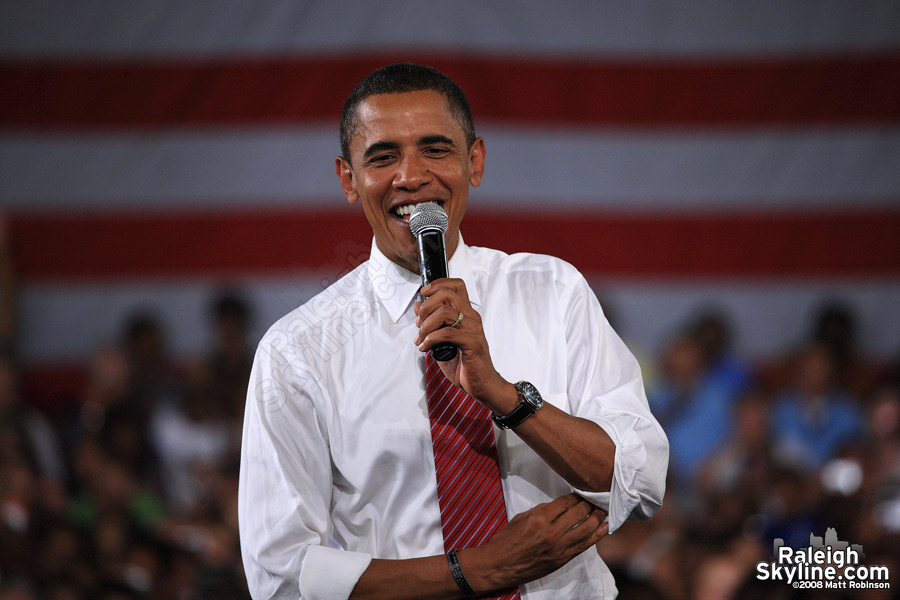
[771,343,863,470]
[650,333,738,484]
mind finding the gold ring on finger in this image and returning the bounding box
[450,311,464,329]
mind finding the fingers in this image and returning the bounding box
[416,289,480,324]
[421,278,469,304]
[485,496,610,585]
[551,504,607,564]
[594,521,611,544]
[415,279,475,319]
[414,279,482,351]
[563,519,610,558]
[416,321,472,353]
[544,494,609,556]
[414,305,469,347]
[544,493,584,521]
[554,500,595,532]
[420,304,467,331]
[561,507,605,543]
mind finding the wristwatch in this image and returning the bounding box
[492,381,544,429]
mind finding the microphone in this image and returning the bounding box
[409,202,457,362]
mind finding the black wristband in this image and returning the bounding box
[447,549,478,597]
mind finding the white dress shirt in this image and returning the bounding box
[239,237,668,600]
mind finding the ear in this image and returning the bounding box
[336,157,359,205]
[468,138,486,188]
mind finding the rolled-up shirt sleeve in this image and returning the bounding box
[239,334,372,599]
[560,274,669,532]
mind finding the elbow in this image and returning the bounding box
[579,464,614,493]
[581,431,616,493]
[574,446,615,493]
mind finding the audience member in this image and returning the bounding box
[699,390,776,501]
[121,312,182,426]
[206,291,253,422]
[772,343,863,470]
[0,355,65,488]
[688,307,754,394]
[810,301,859,389]
[66,347,158,491]
[149,364,230,512]
[649,333,738,486]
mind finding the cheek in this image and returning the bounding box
[359,180,391,213]
[361,170,392,192]
[443,169,471,200]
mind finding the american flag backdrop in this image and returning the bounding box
[2,1,900,403]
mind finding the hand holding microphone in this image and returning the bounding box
[410,202,458,362]
[410,203,515,408]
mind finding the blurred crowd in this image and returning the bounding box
[601,305,900,599]
[1,223,899,598]
[0,221,251,600]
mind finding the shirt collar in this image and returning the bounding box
[367,234,481,323]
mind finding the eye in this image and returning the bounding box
[423,146,451,158]
[367,153,396,166]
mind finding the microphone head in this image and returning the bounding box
[409,202,449,237]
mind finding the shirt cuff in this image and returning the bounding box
[299,546,373,600]
[575,416,649,533]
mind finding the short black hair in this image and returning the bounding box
[340,63,476,161]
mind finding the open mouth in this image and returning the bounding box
[391,200,443,223]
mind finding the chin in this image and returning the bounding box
[400,255,421,274]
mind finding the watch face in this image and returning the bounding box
[493,381,544,429]
[517,381,543,409]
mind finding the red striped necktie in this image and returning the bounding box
[425,353,521,599]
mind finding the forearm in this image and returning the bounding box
[350,493,608,600]
[350,549,509,600]
[484,381,616,493]
[415,280,617,495]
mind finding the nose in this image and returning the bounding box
[393,153,431,191]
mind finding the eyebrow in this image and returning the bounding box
[362,141,400,161]
[419,134,455,147]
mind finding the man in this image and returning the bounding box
[239,63,668,599]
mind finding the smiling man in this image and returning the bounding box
[239,64,668,600]
[337,78,477,274]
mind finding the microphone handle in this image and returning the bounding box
[416,230,458,362]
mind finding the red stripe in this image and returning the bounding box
[9,207,900,281]
[3,53,900,129]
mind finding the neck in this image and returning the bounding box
[385,232,461,275]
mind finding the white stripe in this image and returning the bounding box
[440,462,501,541]
[21,277,900,363]
[0,127,339,209]
[4,127,899,211]
[20,276,323,362]
[430,388,473,439]
[2,1,899,58]
[444,494,500,546]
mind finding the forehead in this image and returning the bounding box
[349,90,464,152]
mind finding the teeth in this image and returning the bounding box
[394,204,419,216]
